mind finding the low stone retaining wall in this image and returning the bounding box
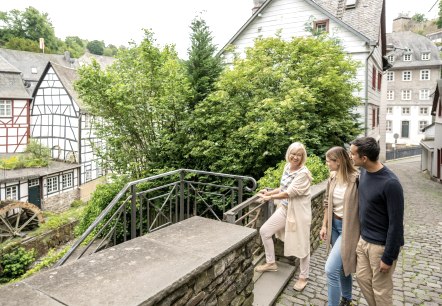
[0,216,257,306]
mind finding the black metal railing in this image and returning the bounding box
[56,169,256,266]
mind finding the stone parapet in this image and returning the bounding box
[0,216,257,306]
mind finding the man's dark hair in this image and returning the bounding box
[351,137,380,162]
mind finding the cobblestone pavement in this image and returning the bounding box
[276,156,442,306]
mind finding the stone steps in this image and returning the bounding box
[253,259,296,306]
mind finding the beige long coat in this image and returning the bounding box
[323,171,360,276]
[276,167,313,258]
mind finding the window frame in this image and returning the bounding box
[402,107,410,115]
[313,19,329,33]
[402,71,412,81]
[420,107,428,115]
[421,52,430,60]
[62,172,73,189]
[386,71,394,81]
[6,185,18,200]
[387,90,394,100]
[401,90,412,100]
[403,54,412,61]
[386,120,392,132]
[420,69,430,81]
[47,176,59,194]
[0,100,12,117]
[419,120,428,132]
[419,89,430,100]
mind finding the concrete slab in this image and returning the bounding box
[0,282,62,306]
[2,217,256,306]
[253,261,296,306]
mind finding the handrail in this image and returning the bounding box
[56,169,256,266]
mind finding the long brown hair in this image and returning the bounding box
[326,146,357,184]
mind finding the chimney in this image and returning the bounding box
[252,0,266,14]
[392,15,412,32]
[64,51,71,63]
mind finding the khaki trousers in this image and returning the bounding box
[356,237,397,306]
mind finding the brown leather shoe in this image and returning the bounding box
[255,262,278,272]
[293,278,308,291]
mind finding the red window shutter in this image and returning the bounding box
[372,108,376,128]
[377,72,382,91]
[372,67,376,89]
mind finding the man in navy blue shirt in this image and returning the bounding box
[350,137,404,306]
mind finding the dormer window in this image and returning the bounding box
[421,52,431,60]
[314,19,329,33]
[387,55,395,63]
[403,54,412,61]
[31,67,37,74]
[345,0,358,9]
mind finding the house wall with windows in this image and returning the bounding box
[385,31,442,147]
[219,0,387,158]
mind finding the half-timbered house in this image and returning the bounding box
[0,49,113,210]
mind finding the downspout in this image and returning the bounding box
[364,44,377,136]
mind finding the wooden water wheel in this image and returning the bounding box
[0,201,44,243]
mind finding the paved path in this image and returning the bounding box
[276,156,442,306]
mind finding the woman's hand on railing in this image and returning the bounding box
[257,192,272,202]
[319,225,327,241]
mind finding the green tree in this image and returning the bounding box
[63,36,86,58]
[4,37,40,52]
[438,1,442,28]
[86,40,105,55]
[411,13,427,23]
[0,7,58,52]
[75,30,192,178]
[103,44,118,57]
[186,16,223,109]
[186,36,361,178]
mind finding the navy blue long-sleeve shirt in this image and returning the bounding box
[358,166,404,265]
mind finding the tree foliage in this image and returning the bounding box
[75,30,192,178]
[186,36,361,178]
[86,40,105,55]
[186,16,223,109]
[438,1,442,28]
[0,7,58,52]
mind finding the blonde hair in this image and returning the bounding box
[326,146,357,184]
[285,142,307,166]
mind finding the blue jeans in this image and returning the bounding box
[325,217,352,306]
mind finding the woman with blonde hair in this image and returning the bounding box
[320,146,359,306]
[256,142,313,291]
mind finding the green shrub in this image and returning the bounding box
[0,247,36,283]
[257,154,329,190]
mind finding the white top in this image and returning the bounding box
[332,182,347,218]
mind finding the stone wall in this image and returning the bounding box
[0,217,257,306]
[43,188,80,212]
[153,238,255,306]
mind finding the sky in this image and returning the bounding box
[0,0,440,59]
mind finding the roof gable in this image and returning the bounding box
[220,0,385,54]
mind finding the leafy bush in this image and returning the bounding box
[0,247,36,283]
[75,176,129,237]
[257,154,329,190]
[0,140,50,169]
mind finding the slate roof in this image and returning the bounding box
[387,31,442,69]
[0,55,31,99]
[314,0,384,43]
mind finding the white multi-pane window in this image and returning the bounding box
[387,90,394,100]
[85,170,92,182]
[401,90,412,100]
[402,107,410,115]
[6,186,18,200]
[420,107,428,115]
[387,71,394,81]
[419,120,428,132]
[386,120,392,132]
[62,172,73,189]
[402,71,412,81]
[386,107,393,114]
[387,55,395,63]
[420,70,430,80]
[47,176,59,193]
[419,89,430,100]
[421,52,430,60]
[403,54,412,61]
[0,100,12,116]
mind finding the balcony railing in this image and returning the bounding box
[56,169,256,266]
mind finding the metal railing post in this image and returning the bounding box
[180,170,185,221]
[237,179,243,204]
[131,185,136,239]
